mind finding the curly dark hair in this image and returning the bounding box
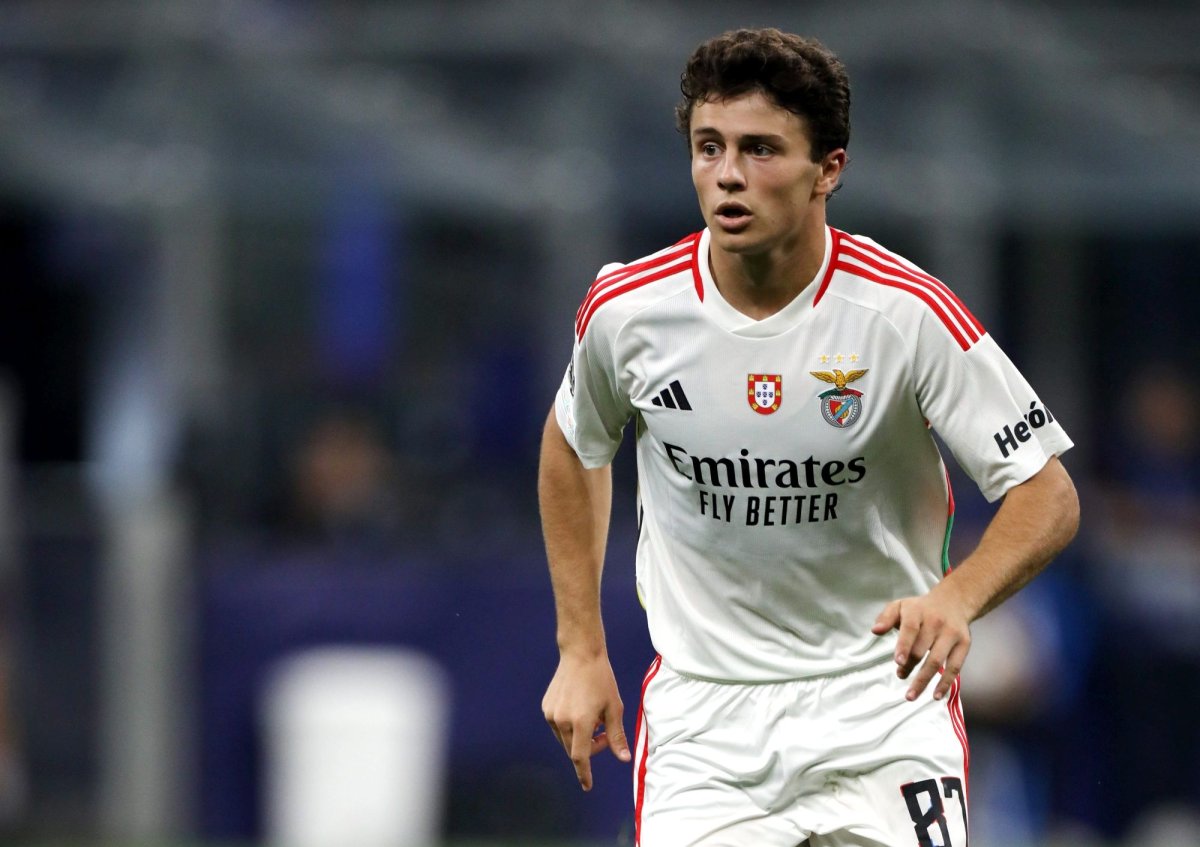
[675,28,851,162]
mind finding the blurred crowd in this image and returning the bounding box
[4,199,1200,847]
[953,367,1200,846]
[1,2,1199,845]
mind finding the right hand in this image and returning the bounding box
[542,652,631,791]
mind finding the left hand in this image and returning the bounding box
[872,587,972,702]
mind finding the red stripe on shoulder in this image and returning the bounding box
[841,234,985,339]
[591,241,693,292]
[576,257,691,340]
[833,260,972,350]
[575,237,699,339]
[575,241,695,332]
[839,237,981,344]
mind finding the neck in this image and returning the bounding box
[709,214,828,320]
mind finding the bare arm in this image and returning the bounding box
[873,455,1080,701]
[538,407,630,790]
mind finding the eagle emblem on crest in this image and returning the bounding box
[810,368,868,428]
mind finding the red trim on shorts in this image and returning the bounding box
[633,654,663,846]
[947,676,970,802]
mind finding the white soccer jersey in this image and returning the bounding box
[555,226,1072,682]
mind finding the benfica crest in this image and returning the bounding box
[748,374,783,415]
[810,368,868,428]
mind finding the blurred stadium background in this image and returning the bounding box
[1,0,1199,845]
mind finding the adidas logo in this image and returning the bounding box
[651,380,692,411]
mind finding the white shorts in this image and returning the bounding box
[632,655,969,847]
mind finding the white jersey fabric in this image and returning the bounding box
[633,656,969,846]
[555,226,1072,682]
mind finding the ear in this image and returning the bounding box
[815,149,847,198]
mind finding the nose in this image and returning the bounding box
[717,151,745,191]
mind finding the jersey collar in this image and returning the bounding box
[695,226,833,338]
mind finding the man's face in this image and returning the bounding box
[689,91,838,256]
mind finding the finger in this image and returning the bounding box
[569,722,595,791]
[932,667,959,702]
[558,720,574,753]
[893,606,922,673]
[906,633,957,701]
[544,705,565,747]
[871,601,901,635]
[604,704,632,762]
[933,641,970,701]
[899,627,937,680]
[905,651,943,700]
[543,692,568,751]
[547,718,566,751]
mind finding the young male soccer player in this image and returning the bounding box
[539,28,1079,846]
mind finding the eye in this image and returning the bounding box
[749,144,773,157]
[698,141,721,157]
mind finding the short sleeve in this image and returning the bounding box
[914,314,1073,502]
[553,285,634,468]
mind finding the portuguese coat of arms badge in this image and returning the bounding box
[747,374,783,415]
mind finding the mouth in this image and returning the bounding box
[714,202,752,230]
